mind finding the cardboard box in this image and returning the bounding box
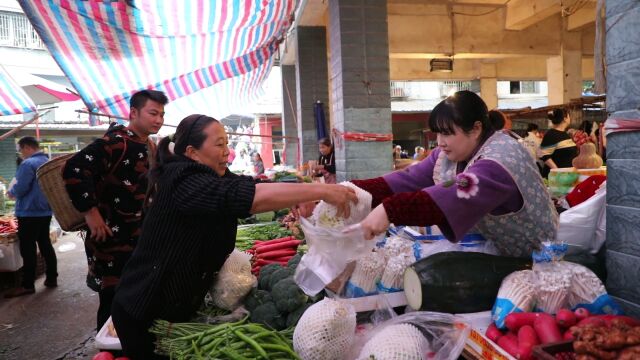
[457,312,516,360]
[0,240,23,272]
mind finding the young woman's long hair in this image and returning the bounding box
[145,114,219,207]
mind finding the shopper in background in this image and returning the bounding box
[540,108,578,177]
[521,123,542,160]
[62,90,168,330]
[252,152,265,175]
[313,137,336,184]
[413,146,425,160]
[112,114,357,359]
[4,137,57,298]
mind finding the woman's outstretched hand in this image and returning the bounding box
[322,184,357,218]
[358,204,390,240]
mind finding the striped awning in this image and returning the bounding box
[18,0,295,122]
[0,64,36,115]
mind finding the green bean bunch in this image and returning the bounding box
[151,318,299,360]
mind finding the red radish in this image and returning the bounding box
[556,309,577,328]
[255,259,289,266]
[497,333,519,357]
[114,358,131,360]
[268,256,294,262]
[255,240,302,254]
[517,325,540,360]
[253,236,296,247]
[505,312,542,332]
[574,308,590,321]
[92,352,115,360]
[576,316,606,328]
[256,249,297,259]
[533,314,563,344]
[485,323,504,343]
[563,329,574,341]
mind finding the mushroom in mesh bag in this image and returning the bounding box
[293,298,357,360]
[209,249,256,311]
[355,312,470,360]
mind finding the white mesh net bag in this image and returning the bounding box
[209,249,256,311]
[312,181,373,228]
[357,323,430,360]
[293,298,356,360]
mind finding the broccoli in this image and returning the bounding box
[244,288,273,312]
[272,277,308,313]
[258,263,282,290]
[286,253,303,270]
[250,301,286,330]
[267,267,294,291]
[286,303,311,328]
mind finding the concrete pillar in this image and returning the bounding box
[546,31,582,105]
[603,1,640,318]
[281,65,299,166]
[480,63,498,109]
[328,0,393,181]
[295,27,330,165]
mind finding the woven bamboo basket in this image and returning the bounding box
[37,154,86,232]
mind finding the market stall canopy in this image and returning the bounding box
[17,0,295,122]
[0,64,36,115]
[9,69,80,106]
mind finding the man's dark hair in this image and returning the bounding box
[130,90,169,111]
[18,136,39,149]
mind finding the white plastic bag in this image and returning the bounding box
[295,182,381,296]
[556,185,606,254]
[295,220,380,296]
[354,312,470,360]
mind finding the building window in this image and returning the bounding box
[509,81,539,94]
[441,81,479,97]
[0,11,45,49]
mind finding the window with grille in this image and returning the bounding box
[0,11,45,49]
[509,81,539,94]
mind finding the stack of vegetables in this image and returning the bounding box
[151,317,299,359]
[487,310,640,359]
[235,222,293,252]
[244,254,318,331]
[247,236,303,275]
[0,216,17,241]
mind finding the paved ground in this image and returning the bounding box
[0,232,101,360]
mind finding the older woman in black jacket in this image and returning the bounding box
[112,114,356,359]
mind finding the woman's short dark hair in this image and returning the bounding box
[488,110,508,130]
[526,123,539,132]
[429,90,495,139]
[547,108,567,125]
[318,137,332,148]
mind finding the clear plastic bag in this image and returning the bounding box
[295,219,381,296]
[352,312,470,360]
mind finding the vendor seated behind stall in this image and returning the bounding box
[111,114,356,360]
[349,91,558,258]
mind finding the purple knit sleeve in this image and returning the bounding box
[424,159,523,243]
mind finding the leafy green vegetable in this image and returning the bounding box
[244,288,273,312]
[250,301,286,330]
[272,277,308,313]
[258,263,283,290]
[267,267,294,291]
[286,303,311,328]
[286,253,303,270]
[236,222,292,241]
